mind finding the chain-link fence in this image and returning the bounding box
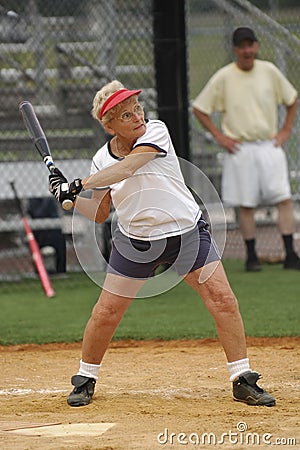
[1,0,300,285]
[0,0,155,282]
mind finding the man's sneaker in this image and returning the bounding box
[67,375,96,407]
[283,252,300,270]
[246,257,262,272]
[233,372,275,406]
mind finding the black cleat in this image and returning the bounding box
[246,257,262,272]
[233,372,275,406]
[283,252,300,270]
[67,375,96,407]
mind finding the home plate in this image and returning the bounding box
[4,423,115,437]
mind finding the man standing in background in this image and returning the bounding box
[193,27,299,272]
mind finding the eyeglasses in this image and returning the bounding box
[114,104,144,122]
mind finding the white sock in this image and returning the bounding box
[227,358,251,382]
[77,359,101,380]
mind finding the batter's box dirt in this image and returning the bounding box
[0,337,299,450]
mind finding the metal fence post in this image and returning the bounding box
[152,0,190,160]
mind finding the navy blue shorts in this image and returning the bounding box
[107,218,221,279]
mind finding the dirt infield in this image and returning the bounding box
[1,337,299,450]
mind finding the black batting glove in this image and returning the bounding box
[49,168,68,195]
[51,182,76,206]
[69,178,83,195]
[49,170,83,206]
[49,168,74,206]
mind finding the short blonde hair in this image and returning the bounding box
[91,80,124,125]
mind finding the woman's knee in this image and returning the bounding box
[91,296,129,326]
[206,291,239,315]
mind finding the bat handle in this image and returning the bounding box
[62,199,74,210]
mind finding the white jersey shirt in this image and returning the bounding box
[90,119,201,240]
[192,60,298,141]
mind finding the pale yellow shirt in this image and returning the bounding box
[192,60,297,141]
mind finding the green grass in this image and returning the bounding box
[0,260,299,346]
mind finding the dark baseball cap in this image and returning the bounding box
[232,27,258,46]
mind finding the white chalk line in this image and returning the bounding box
[106,387,213,399]
[0,386,222,399]
[0,388,67,396]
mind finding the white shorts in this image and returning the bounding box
[222,140,291,208]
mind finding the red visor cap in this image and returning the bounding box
[99,88,142,120]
